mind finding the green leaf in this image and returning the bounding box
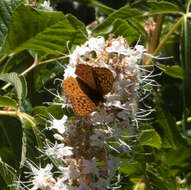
[66,14,87,36]
[90,0,115,15]
[108,19,139,44]
[140,129,162,149]
[133,1,182,15]
[120,159,145,176]
[0,96,17,109]
[156,110,176,149]
[0,158,17,189]
[93,6,142,34]
[33,106,51,119]
[93,1,182,35]
[157,64,183,79]
[182,18,191,108]
[33,105,64,119]
[145,164,177,190]
[3,4,86,56]
[0,72,27,102]
[0,0,23,48]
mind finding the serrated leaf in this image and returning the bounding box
[3,4,86,56]
[93,2,182,35]
[66,14,87,36]
[93,6,142,34]
[0,72,27,102]
[0,96,17,108]
[0,158,17,189]
[157,63,183,79]
[0,0,23,48]
[140,129,162,149]
[133,1,181,15]
[111,19,139,44]
[90,0,115,15]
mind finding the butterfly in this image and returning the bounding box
[62,64,114,116]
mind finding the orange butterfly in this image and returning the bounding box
[62,64,114,116]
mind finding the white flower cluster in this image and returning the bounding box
[64,35,154,127]
[40,0,53,11]
[18,36,157,190]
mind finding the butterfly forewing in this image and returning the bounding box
[75,64,97,90]
[94,68,114,95]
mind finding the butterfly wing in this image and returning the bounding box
[94,68,114,95]
[62,77,81,96]
[70,96,97,116]
[75,64,97,90]
[62,77,97,116]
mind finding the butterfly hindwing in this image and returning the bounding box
[70,95,97,116]
[93,67,114,95]
[62,77,82,97]
[62,77,97,116]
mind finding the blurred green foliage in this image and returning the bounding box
[0,0,191,189]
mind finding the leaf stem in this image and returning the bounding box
[186,0,191,13]
[146,16,184,65]
[144,14,165,64]
[0,110,36,126]
[1,55,67,90]
[39,55,67,65]
[0,54,8,63]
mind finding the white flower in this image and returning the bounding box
[49,115,68,134]
[78,178,92,190]
[82,158,99,177]
[87,37,105,53]
[98,16,105,23]
[40,0,53,11]
[107,157,120,179]
[53,134,65,141]
[118,138,131,154]
[26,162,55,190]
[73,1,80,9]
[53,178,77,190]
[45,142,73,159]
[106,39,128,55]
[90,129,107,147]
[134,44,146,59]
[64,65,77,79]
[69,45,90,65]
[92,178,109,190]
[91,109,113,125]
[105,99,124,109]
[58,164,79,181]
[125,55,137,66]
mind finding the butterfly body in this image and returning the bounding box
[62,64,114,116]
